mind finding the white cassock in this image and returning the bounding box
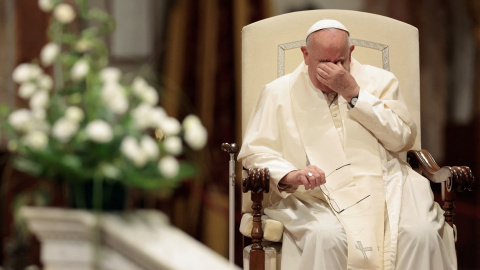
[238,59,457,270]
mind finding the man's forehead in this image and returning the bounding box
[309,31,349,49]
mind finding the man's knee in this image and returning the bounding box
[399,222,441,247]
[306,225,347,250]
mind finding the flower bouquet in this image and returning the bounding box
[1,0,207,210]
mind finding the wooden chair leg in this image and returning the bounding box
[243,168,270,270]
[250,191,265,270]
[443,183,456,227]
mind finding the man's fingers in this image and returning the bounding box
[316,73,332,89]
[295,166,327,190]
[305,170,323,189]
[316,66,329,78]
[299,173,311,190]
[304,171,314,189]
[313,167,326,185]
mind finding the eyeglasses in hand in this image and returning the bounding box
[319,163,370,214]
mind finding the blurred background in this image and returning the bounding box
[0,0,479,269]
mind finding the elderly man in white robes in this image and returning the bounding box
[238,19,457,270]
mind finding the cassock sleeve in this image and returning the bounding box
[238,84,299,198]
[348,70,417,152]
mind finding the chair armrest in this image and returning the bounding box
[407,149,475,192]
[407,149,475,227]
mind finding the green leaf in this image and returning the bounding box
[12,156,43,176]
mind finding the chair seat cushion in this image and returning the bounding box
[239,213,284,242]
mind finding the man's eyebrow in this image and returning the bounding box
[319,57,345,62]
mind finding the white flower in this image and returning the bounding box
[132,103,154,130]
[183,115,207,150]
[29,90,49,111]
[40,43,60,66]
[159,117,181,136]
[142,86,159,106]
[132,77,148,94]
[132,77,158,105]
[70,59,89,81]
[158,156,179,178]
[13,108,49,133]
[151,107,167,123]
[101,163,121,179]
[23,131,48,150]
[75,39,92,52]
[185,126,207,150]
[86,120,113,143]
[120,136,148,167]
[38,0,54,12]
[110,93,129,115]
[12,64,31,83]
[163,136,182,155]
[30,65,43,79]
[54,3,76,24]
[8,109,32,132]
[38,74,53,91]
[101,81,122,97]
[65,106,84,122]
[101,83,128,115]
[100,67,122,83]
[120,136,137,157]
[52,117,79,142]
[29,112,50,133]
[140,135,159,160]
[31,109,46,120]
[18,83,37,99]
[183,115,202,130]
[12,63,42,83]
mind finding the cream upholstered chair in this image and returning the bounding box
[233,9,474,270]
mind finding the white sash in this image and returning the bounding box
[290,62,386,269]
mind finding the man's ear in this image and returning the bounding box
[301,46,308,64]
[349,44,355,61]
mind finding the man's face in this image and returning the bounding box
[301,29,353,93]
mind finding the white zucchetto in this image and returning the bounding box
[306,19,349,38]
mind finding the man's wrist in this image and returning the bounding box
[349,94,359,108]
[278,182,298,193]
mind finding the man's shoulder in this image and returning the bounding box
[352,59,396,80]
[363,64,395,78]
[264,63,306,93]
[261,73,295,101]
[265,72,294,88]
[351,59,398,89]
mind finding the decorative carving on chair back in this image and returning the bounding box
[242,168,270,270]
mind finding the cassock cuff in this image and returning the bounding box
[348,88,376,112]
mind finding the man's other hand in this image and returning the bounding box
[279,165,326,190]
[316,61,360,101]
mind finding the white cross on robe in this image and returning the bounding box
[355,241,373,259]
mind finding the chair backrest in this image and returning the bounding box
[241,10,421,213]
